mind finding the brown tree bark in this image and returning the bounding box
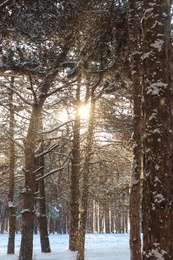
[128,1,142,259]
[19,103,51,259]
[142,1,173,259]
[69,84,81,251]
[35,139,51,253]
[19,105,41,260]
[7,77,16,254]
[77,97,96,260]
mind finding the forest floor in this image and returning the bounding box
[0,233,130,259]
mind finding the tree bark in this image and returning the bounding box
[19,106,40,260]
[77,97,96,260]
[142,1,173,259]
[7,77,16,254]
[128,1,142,259]
[69,85,81,251]
[35,139,51,253]
[19,105,51,259]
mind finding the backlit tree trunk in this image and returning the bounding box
[77,97,96,260]
[19,105,41,260]
[142,1,173,259]
[69,84,81,251]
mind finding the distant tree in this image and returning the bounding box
[142,1,173,259]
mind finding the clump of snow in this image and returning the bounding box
[130,159,139,188]
[145,243,167,260]
[154,176,161,183]
[146,82,168,95]
[142,51,153,60]
[155,165,160,171]
[150,39,164,52]
[162,13,167,18]
[21,209,31,214]
[148,3,156,7]
[151,21,163,30]
[8,201,15,208]
[144,8,154,14]
[153,192,165,204]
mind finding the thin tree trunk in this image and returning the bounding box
[35,140,51,253]
[69,85,81,251]
[142,1,173,259]
[7,77,16,254]
[128,1,142,259]
[77,97,96,260]
[37,176,51,252]
[92,200,96,233]
[1,202,7,234]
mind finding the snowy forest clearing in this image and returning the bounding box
[0,233,130,260]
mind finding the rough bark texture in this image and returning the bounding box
[35,140,51,253]
[19,104,51,259]
[69,85,81,251]
[7,77,16,254]
[77,97,95,260]
[19,106,40,260]
[128,1,142,260]
[142,1,173,259]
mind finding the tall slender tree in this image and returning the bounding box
[128,1,142,259]
[142,1,173,259]
[34,110,51,253]
[69,84,81,251]
[7,76,16,254]
[77,94,96,260]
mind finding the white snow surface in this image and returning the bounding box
[0,233,130,260]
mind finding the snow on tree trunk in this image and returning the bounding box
[19,106,39,260]
[35,136,51,253]
[142,1,173,259]
[128,1,142,259]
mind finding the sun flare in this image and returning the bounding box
[78,105,90,119]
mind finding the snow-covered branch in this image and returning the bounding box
[34,143,60,158]
[2,84,33,106]
[42,120,74,134]
[35,167,64,181]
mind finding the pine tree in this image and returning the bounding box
[142,1,173,259]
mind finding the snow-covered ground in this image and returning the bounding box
[0,233,130,260]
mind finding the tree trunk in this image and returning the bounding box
[77,98,96,260]
[37,175,51,252]
[1,202,7,234]
[7,77,16,254]
[69,85,81,251]
[19,105,45,259]
[142,1,173,259]
[19,107,38,260]
[128,1,142,259]
[35,140,51,252]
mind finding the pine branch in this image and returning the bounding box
[0,0,13,10]
[35,167,64,181]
